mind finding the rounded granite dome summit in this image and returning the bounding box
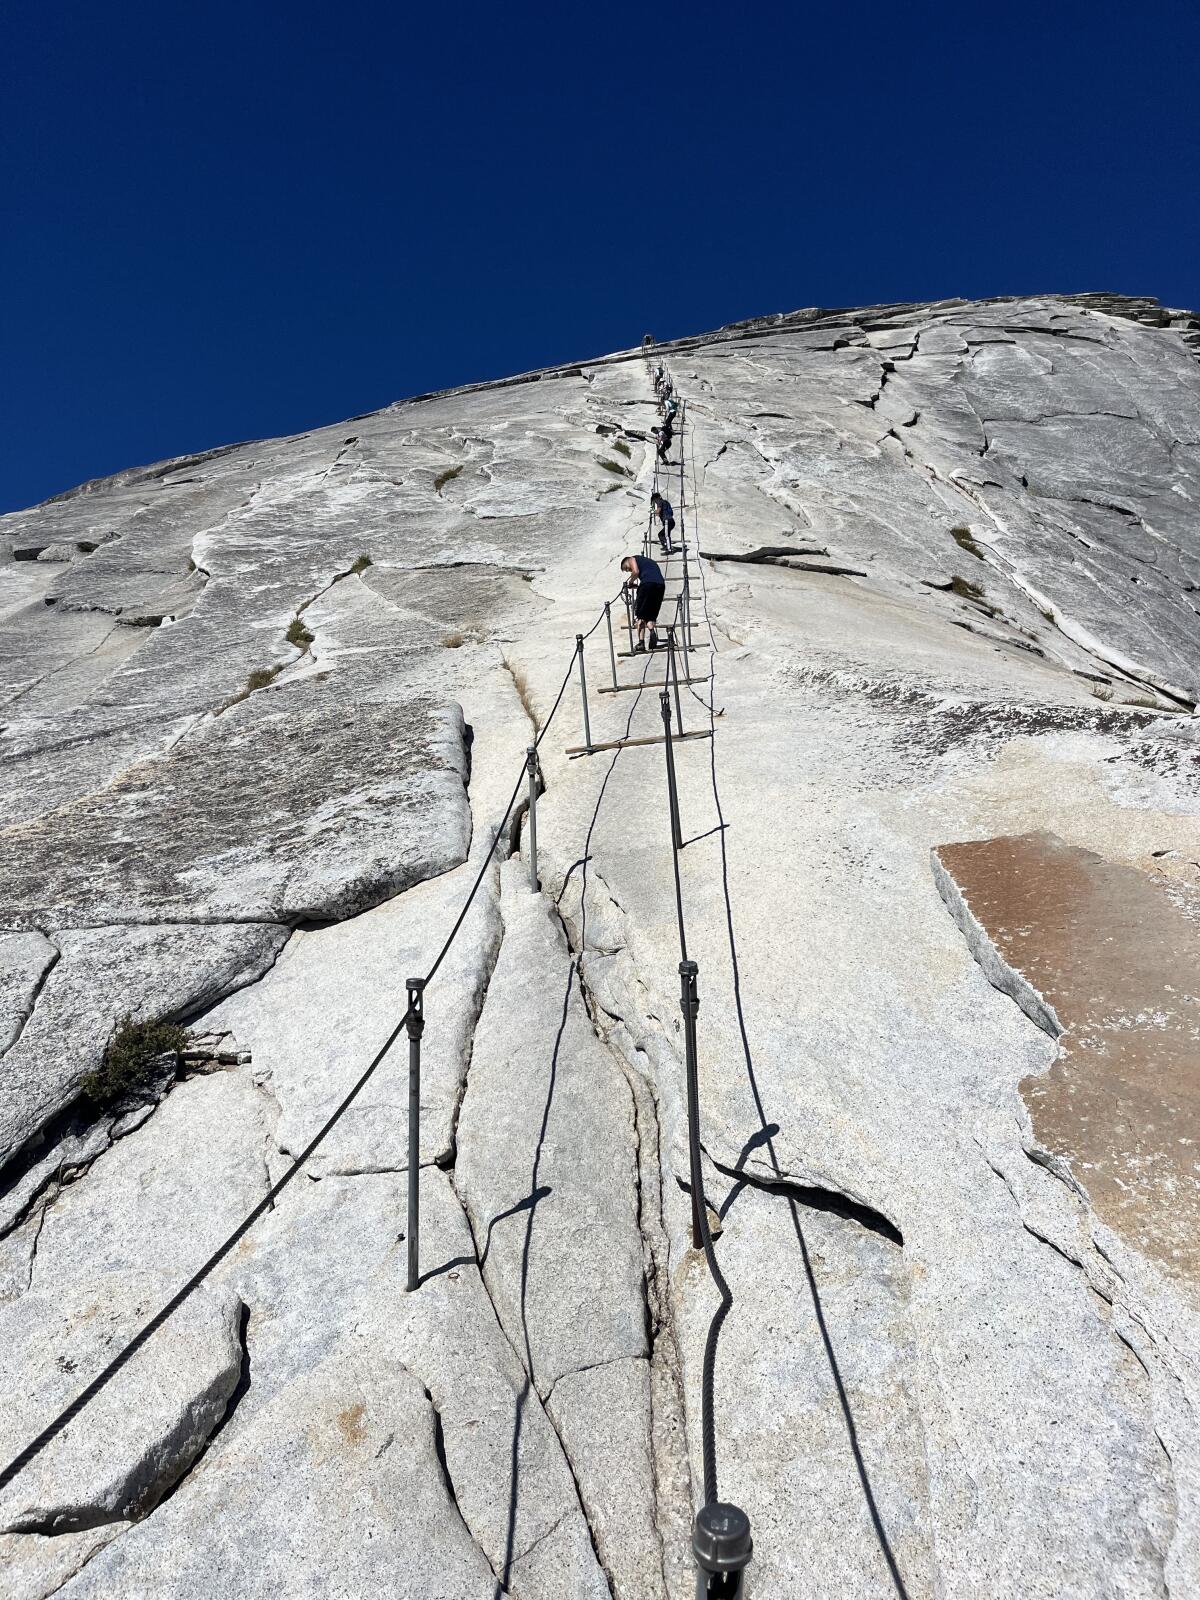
[1,294,1198,1598]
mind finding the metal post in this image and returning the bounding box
[693,1502,753,1598]
[668,628,685,735]
[679,959,703,1251]
[405,977,426,1292]
[605,602,618,689]
[526,745,539,893]
[576,634,593,754]
[660,691,683,853]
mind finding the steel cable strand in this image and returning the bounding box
[673,423,739,1509]
[423,599,613,985]
[700,660,909,1595]
[661,619,733,1514]
[670,424,714,716]
[0,1008,407,1496]
[0,591,620,1496]
[649,366,735,1509]
[684,403,910,1594]
[680,416,720,713]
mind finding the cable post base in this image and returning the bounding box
[693,1502,752,1598]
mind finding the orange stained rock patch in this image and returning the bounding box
[935,830,1200,1286]
[336,1401,367,1446]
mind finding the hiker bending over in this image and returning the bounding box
[621,554,665,652]
[650,492,675,552]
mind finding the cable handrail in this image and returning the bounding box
[0,586,622,1500]
[2,353,758,1597]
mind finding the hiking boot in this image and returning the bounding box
[635,641,647,654]
[649,629,660,650]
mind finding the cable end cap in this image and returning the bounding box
[692,1501,752,1575]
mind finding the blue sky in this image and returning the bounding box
[2,0,1196,511]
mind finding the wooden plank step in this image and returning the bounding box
[598,676,710,694]
[565,729,713,757]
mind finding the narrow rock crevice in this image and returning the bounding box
[6,1299,252,1538]
[707,1154,904,1246]
[1,931,288,1208]
[440,883,505,1175]
[500,653,541,737]
[145,1303,253,1517]
[700,549,866,577]
[421,1382,506,1591]
[0,936,61,1064]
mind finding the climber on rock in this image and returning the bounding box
[621,554,666,652]
[653,413,675,464]
[650,492,675,552]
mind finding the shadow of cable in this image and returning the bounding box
[494,672,648,1593]
[421,1186,553,1287]
[495,951,576,1593]
[710,773,912,1598]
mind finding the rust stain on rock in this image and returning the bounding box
[934,830,1200,1285]
[336,1401,367,1446]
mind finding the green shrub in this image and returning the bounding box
[613,439,632,458]
[433,464,463,493]
[950,527,985,560]
[286,617,314,649]
[245,664,283,693]
[82,1015,190,1106]
[599,458,632,477]
[350,554,372,574]
[948,575,985,602]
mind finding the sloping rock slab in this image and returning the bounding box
[0,694,470,927]
[0,1273,243,1532]
[50,1349,500,1600]
[0,922,288,1171]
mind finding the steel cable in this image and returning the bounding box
[658,413,736,1510]
[683,405,908,1592]
[0,587,621,1495]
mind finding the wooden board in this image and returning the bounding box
[565,729,713,757]
[597,676,710,694]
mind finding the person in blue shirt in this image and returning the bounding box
[650,492,675,552]
[621,554,666,652]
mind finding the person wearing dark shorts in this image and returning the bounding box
[621,554,666,651]
[650,492,675,552]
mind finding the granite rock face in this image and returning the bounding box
[0,1273,244,1532]
[1,293,1199,1597]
